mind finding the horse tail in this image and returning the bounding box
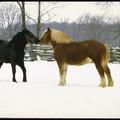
[101,43,110,67]
[105,43,110,63]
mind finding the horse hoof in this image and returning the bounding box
[58,83,65,86]
[108,82,114,87]
[13,81,17,83]
[23,81,27,82]
[99,84,106,88]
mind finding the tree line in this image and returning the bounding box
[0,2,120,47]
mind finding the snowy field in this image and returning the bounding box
[0,59,120,118]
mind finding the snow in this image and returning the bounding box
[0,60,120,118]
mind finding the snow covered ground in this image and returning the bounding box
[0,59,120,118]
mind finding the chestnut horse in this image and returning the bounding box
[39,28,114,87]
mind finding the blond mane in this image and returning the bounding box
[50,28,73,43]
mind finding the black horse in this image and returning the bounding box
[0,28,39,82]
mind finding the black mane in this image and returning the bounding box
[9,31,26,44]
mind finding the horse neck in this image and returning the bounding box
[8,33,27,51]
[51,41,68,52]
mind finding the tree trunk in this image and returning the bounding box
[37,1,41,38]
[17,1,26,30]
[22,2,26,30]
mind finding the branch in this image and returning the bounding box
[17,1,22,12]
[44,13,56,23]
[41,4,56,17]
[25,14,37,24]
[40,2,65,17]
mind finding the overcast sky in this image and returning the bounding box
[0,2,120,23]
[25,2,120,23]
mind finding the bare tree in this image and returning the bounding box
[17,1,26,30]
[25,2,65,37]
[96,2,120,44]
[37,2,41,38]
[0,3,21,39]
[88,16,105,40]
[76,13,105,41]
[60,18,69,31]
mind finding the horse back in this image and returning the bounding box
[81,40,109,63]
[52,40,109,65]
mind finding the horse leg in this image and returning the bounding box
[18,61,27,82]
[103,65,114,87]
[57,62,68,86]
[11,63,17,82]
[95,63,107,88]
[63,63,68,85]
[0,62,3,79]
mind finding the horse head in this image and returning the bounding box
[23,28,39,44]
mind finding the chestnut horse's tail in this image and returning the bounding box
[101,43,114,87]
[102,43,110,67]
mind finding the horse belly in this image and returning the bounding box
[66,57,92,65]
[0,56,10,63]
[78,57,92,65]
[0,51,11,63]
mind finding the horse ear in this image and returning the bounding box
[48,27,51,31]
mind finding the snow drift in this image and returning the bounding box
[0,60,120,118]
